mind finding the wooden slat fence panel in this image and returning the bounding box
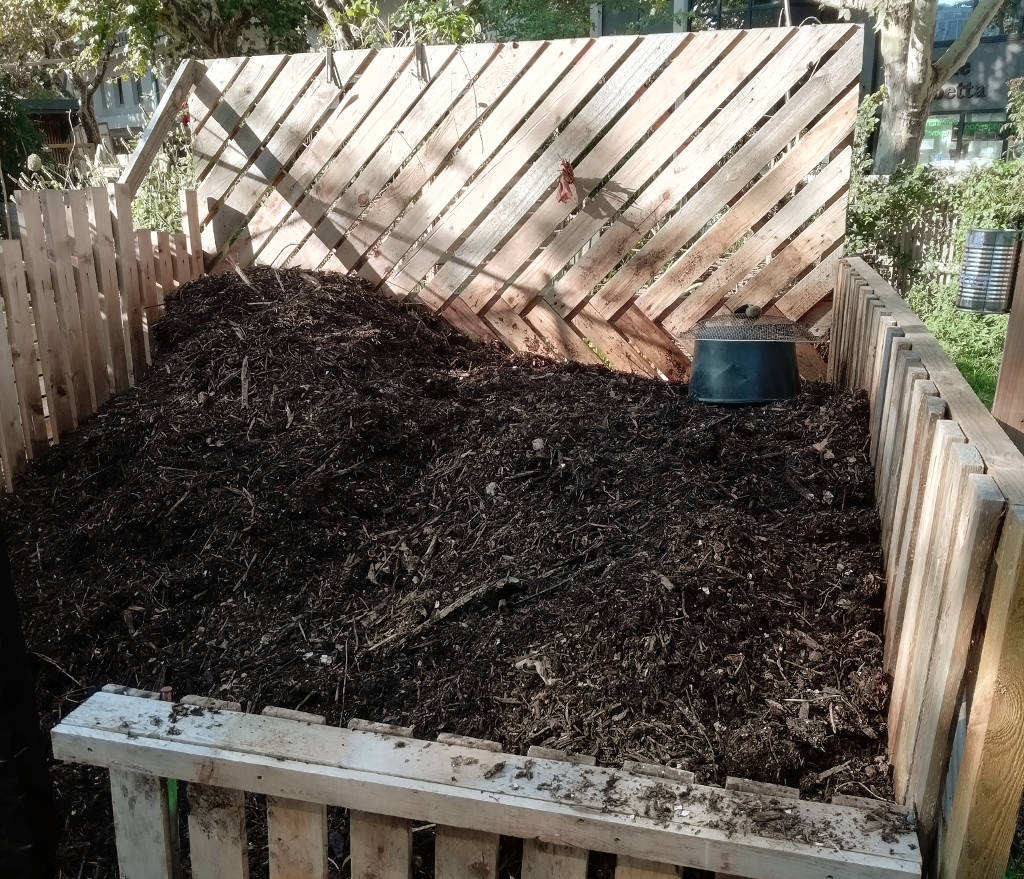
[52,690,921,879]
[829,255,1024,879]
[0,187,206,491]
[175,27,860,378]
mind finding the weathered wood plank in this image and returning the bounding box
[235,49,414,267]
[109,183,147,383]
[88,186,130,392]
[263,44,457,270]
[358,39,587,288]
[263,707,328,879]
[109,768,175,879]
[906,473,1004,849]
[67,190,111,407]
[386,36,635,302]
[0,267,26,489]
[293,42,498,271]
[349,812,411,879]
[940,504,1024,879]
[0,240,46,456]
[53,691,920,879]
[16,190,76,437]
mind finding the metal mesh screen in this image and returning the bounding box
[685,315,818,343]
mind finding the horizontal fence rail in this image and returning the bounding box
[830,256,1024,879]
[0,186,203,490]
[137,27,864,380]
[53,687,922,879]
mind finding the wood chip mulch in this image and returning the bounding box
[4,267,893,876]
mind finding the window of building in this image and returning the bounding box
[934,0,1023,44]
[687,0,783,29]
[116,77,125,105]
[918,111,1009,167]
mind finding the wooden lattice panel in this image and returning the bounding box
[190,26,862,378]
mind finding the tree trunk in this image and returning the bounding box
[874,85,930,173]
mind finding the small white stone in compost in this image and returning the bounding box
[531,438,546,451]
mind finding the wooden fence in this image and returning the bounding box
[830,255,1024,878]
[0,185,203,490]
[52,686,921,879]
[125,26,860,381]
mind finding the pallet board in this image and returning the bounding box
[52,690,921,879]
[172,28,861,378]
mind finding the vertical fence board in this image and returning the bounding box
[908,473,1004,851]
[109,183,147,383]
[16,190,76,438]
[41,190,92,417]
[68,190,112,408]
[0,284,26,490]
[349,811,411,879]
[262,707,328,879]
[182,189,204,277]
[187,783,249,879]
[109,768,175,879]
[157,231,174,304]
[0,240,46,456]
[941,504,1024,879]
[89,186,130,393]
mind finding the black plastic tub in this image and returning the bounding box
[688,338,800,404]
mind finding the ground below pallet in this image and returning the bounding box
[6,268,892,877]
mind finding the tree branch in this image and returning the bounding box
[933,0,1004,83]
[814,0,871,16]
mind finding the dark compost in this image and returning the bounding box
[3,268,892,875]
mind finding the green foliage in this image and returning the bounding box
[474,0,589,40]
[848,91,1024,409]
[130,125,195,233]
[324,0,479,48]
[1009,77,1024,143]
[0,76,45,195]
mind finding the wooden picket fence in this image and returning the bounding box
[831,256,1024,878]
[121,25,861,381]
[0,185,203,490]
[52,686,922,879]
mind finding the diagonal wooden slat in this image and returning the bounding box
[384,36,636,301]
[607,83,857,322]
[193,28,860,381]
[658,146,852,335]
[206,52,370,266]
[492,27,752,314]
[322,40,546,274]
[451,31,688,316]
[287,42,496,270]
[587,29,859,323]
[356,38,589,288]
[265,43,459,269]
[227,49,415,268]
[199,55,324,227]
[728,195,849,313]
[194,54,290,190]
[546,26,856,324]
[773,249,843,321]
[189,57,249,138]
[417,33,674,312]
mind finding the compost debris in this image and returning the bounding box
[4,268,893,876]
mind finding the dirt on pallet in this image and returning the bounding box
[5,267,893,877]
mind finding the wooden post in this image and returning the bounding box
[992,263,1024,451]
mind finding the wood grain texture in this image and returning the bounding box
[109,768,175,879]
[941,504,1024,879]
[53,691,920,879]
[0,240,46,456]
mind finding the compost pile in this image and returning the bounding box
[6,268,891,873]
